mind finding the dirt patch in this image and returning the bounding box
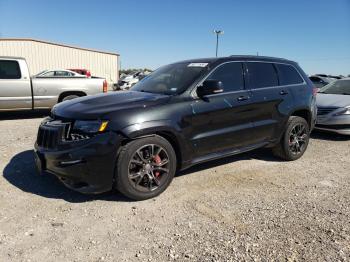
[0,113,349,261]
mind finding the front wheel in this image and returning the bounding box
[272,116,310,161]
[115,135,177,200]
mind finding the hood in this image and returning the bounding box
[52,91,170,120]
[316,93,350,108]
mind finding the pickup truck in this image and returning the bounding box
[0,56,108,111]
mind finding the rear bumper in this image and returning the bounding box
[34,132,123,194]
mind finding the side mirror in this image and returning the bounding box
[196,80,224,97]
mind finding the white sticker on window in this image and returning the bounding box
[188,63,208,67]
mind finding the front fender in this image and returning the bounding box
[120,120,193,169]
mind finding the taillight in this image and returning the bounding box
[103,80,108,93]
[86,71,91,78]
[312,87,319,96]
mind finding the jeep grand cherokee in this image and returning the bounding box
[34,56,317,200]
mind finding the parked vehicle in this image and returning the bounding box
[35,69,86,78]
[68,69,92,78]
[315,74,343,80]
[34,56,316,200]
[316,78,350,135]
[0,57,108,111]
[115,71,150,90]
[309,75,337,89]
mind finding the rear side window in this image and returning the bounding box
[55,71,73,77]
[0,60,21,79]
[207,62,244,92]
[246,62,278,89]
[275,64,303,85]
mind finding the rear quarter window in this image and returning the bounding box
[0,60,22,79]
[275,64,304,85]
[246,62,278,89]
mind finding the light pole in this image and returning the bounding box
[213,30,224,57]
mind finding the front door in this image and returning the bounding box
[0,59,32,110]
[189,62,256,157]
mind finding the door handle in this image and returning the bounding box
[279,90,289,95]
[237,96,249,101]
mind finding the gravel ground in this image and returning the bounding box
[0,111,349,262]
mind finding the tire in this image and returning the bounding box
[61,95,80,102]
[272,116,310,161]
[115,135,177,200]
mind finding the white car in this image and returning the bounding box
[35,69,86,78]
[116,71,152,90]
[316,78,350,135]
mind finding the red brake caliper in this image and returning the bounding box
[153,155,161,178]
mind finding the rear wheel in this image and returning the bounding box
[61,95,80,102]
[115,135,176,200]
[272,116,310,161]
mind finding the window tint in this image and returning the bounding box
[0,60,21,79]
[275,64,303,85]
[247,62,278,89]
[207,62,244,92]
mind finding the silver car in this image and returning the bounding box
[316,78,350,135]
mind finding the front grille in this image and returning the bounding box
[317,107,338,116]
[37,121,71,149]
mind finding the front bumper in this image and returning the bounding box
[315,114,350,135]
[34,132,123,194]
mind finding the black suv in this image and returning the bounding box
[34,56,317,200]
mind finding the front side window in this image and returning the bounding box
[276,64,303,85]
[247,62,278,89]
[206,62,244,92]
[0,60,21,79]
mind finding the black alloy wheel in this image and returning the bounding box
[288,123,308,155]
[128,144,170,192]
[272,116,310,161]
[115,135,176,200]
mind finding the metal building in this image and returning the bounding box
[0,38,119,83]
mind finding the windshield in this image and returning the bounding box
[131,62,208,95]
[35,70,48,76]
[319,79,350,95]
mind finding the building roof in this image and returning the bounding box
[0,38,119,56]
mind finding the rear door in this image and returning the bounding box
[246,62,296,143]
[190,62,257,157]
[0,59,32,110]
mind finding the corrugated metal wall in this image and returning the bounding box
[0,39,119,83]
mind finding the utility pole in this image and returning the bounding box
[213,30,224,57]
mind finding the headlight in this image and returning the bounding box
[334,106,350,116]
[73,120,109,134]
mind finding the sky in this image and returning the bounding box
[0,0,349,75]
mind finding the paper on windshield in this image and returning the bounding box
[187,63,208,67]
